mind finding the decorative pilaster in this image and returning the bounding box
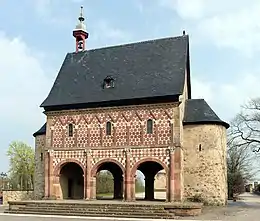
[74,125,79,147]
[99,124,104,146]
[50,126,54,147]
[140,121,145,145]
[154,120,158,145]
[126,122,130,145]
[86,125,90,147]
[62,125,66,147]
[124,148,132,201]
[169,119,174,145]
[113,123,117,146]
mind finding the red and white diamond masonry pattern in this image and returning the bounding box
[130,147,169,167]
[53,150,86,167]
[91,149,125,167]
[52,147,169,169]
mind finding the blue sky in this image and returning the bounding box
[1,0,260,172]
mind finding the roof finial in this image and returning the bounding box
[73,6,89,52]
[79,5,85,22]
[183,30,186,35]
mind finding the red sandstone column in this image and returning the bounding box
[46,149,54,198]
[124,148,132,201]
[44,150,49,198]
[169,147,175,202]
[174,145,181,201]
[85,149,91,200]
[90,177,96,200]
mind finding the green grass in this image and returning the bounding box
[96,191,145,197]
[96,193,113,197]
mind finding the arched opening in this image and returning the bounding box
[94,161,124,200]
[60,162,84,199]
[134,161,166,201]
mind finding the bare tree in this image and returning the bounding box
[228,98,260,153]
[227,140,258,198]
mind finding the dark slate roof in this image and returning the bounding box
[41,35,191,109]
[183,99,229,128]
[33,123,46,137]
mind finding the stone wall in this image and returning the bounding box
[2,190,34,205]
[183,124,227,206]
[34,134,45,199]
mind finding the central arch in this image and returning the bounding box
[91,159,125,200]
[59,162,84,199]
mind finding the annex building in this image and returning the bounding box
[33,7,229,205]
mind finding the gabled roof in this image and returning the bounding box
[33,123,46,137]
[41,35,191,110]
[183,99,229,128]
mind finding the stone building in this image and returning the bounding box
[33,7,229,205]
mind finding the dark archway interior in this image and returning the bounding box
[136,161,164,201]
[96,162,124,200]
[60,162,84,199]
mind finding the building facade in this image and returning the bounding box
[33,7,229,205]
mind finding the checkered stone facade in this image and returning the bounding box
[53,150,86,167]
[130,147,169,168]
[91,149,125,167]
[48,104,174,149]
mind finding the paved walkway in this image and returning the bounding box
[182,192,260,221]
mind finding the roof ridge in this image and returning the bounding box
[69,35,189,55]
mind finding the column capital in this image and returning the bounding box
[84,149,91,156]
[124,148,131,156]
[47,149,54,156]
[168,146,175,154]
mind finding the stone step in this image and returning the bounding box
[10,207,173,217]
[22,206,166,213]
[6,210,177,219]
[26,203,166,209]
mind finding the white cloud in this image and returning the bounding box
[0,32,52,139]
[158,0,260,55]
[192,71,260,122]
[32,0,74,26]
[33,0,52,17]
[91,20,132,48]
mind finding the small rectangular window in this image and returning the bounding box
[40,153,43,161]
[106,122,112,135]
[147,119,153,134]
[68,124,73,137]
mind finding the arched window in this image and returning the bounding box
[68,124,73,137]
[147,119,153,134]
[106,122,112,135]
